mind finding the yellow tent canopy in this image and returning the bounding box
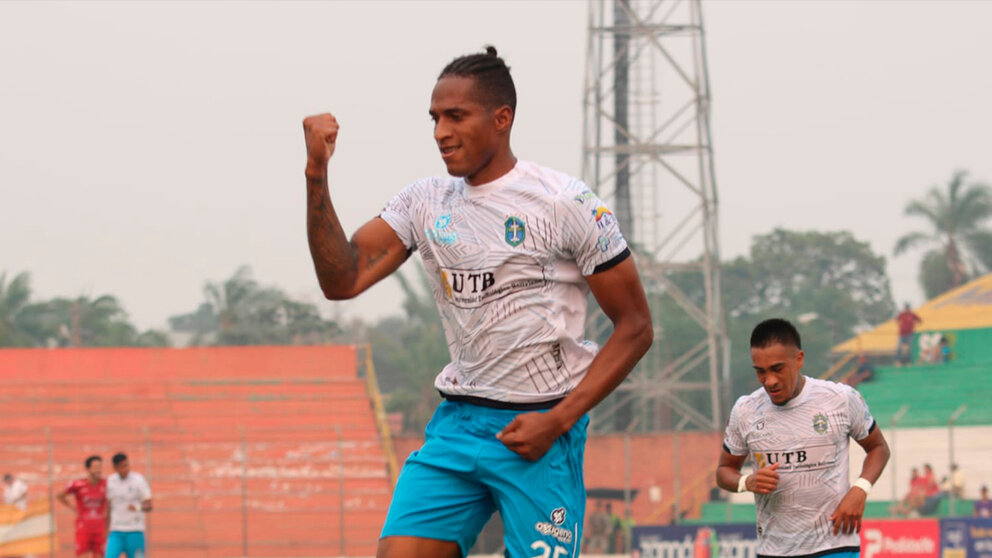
[831,272,992,355]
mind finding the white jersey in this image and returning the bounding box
[724,376,875,557]
[107,472,151,532]
[380,160,629,403]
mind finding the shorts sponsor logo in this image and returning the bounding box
[535,522,573,544]
[551,507,566,525]
[505,216,526,247]
[813,413,828,434]
[426,213,458,246]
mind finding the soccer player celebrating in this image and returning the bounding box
[105,453,152,558]
[57,455,107,558]
[303,47,653,558]
[717,319,891,558]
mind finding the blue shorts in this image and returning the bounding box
[381,399,589,558]
[105,531,145,558]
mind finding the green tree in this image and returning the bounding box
[17,294,169,347]
[721,229,895,393]
[894,170,992,299]
[169,266,340,346]
[0,271,33,347]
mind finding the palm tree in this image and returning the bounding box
[0,271,33,346]
[894,171,992,298]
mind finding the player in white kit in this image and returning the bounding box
[303,47,653,558]
[105,453,152,558]
[717,319,890,558]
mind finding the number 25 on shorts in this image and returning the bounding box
[530,540,569,558]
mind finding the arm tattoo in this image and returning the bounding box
[306,174,358,297]
[364,246,391,270]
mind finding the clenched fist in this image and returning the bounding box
[747,462,780,494]
[303,113,339,176]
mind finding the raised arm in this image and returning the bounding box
[303,113,409,299]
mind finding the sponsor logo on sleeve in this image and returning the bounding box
[592,206,617,229]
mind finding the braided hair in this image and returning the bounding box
[439,46,516,115]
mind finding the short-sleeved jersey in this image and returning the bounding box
[380,160,629,403]
[106,472,151,532]
[66,478,107,527]
[723,377,876,558]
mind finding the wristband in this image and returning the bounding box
[737,474,750,493]
[853,477,872,495]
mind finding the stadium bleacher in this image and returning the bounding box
[0,346,392,558]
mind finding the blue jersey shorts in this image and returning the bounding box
[105,531,145,558]
[381,399,589,557]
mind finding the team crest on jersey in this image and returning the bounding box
[813,413,829,434]
[505,216,526,247]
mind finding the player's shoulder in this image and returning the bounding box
[515,160,589,199]
[731,388,768,418]
[403,175,459,195]
[804,376,857,399]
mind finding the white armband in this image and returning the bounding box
[737,474,750,493]
[853,477,872,495]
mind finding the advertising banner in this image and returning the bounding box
[860,519,939,558]
[631,523,758,558]
[940,518,992,558]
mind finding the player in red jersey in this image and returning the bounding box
[57,455,108,558]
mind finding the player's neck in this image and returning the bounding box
[87,476,99,484]
[466,150,517,186]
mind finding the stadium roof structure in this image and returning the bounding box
[832,271,992,355]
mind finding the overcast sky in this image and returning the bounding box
[2,0,991,331]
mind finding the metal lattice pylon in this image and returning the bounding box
[583,0,727,431]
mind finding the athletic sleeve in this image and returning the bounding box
[379,180,425,252]
[140,476,152,500]
[846,385,875,441]
[723,397,749,456]
[65,480,78,494]
[556,181,629,276]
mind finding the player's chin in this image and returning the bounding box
[442,160,469,177]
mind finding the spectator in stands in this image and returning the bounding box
[846,354,875,387]
[585,500,610,554]
[892,467,926,516]
[975,485,992,518]
[606,503,621,553]
[947,463,965,499]
[896,304,922,366]
[2,474,28,511]
[938,336,952,363]
[922,464,940,497]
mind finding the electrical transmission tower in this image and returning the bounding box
[583,0,727,431]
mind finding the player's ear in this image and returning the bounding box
[795,350,805,367]
[493,105,513,134]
